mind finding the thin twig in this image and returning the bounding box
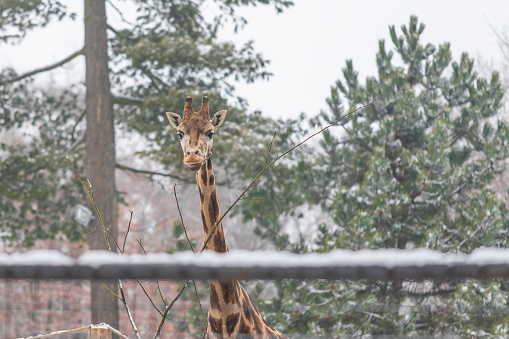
[70,109,86,143]
[116,163,193,183]
[173,184,205,324]
[66,156,112,251]
[66,156,140,339]
[112,94,144,106]
[173,183,195,252]
[200,88,407,252]
[138,238,169,308]
[101,282,122,301]
[107,228,122,253]
[8,48,84,83]
[111,217,164,316]
[192,280,206,326]
[123,208,134,253]
[118,279,142,339]
[264,132,277,167]
[106,0,135,27]
[136,279,164,317]
[116,162,232,186]
[157,282,168,307]
[154,280,192,339]
[65,133,86,155]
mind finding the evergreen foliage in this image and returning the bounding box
[0,0,293,247]
[247,16,509,336]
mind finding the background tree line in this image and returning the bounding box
[1,1,509,337]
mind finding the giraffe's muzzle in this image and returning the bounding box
[184,154,204,171]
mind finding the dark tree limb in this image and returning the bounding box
[113,94,144,106]
[7,47,85,83]
[116,163,194,183]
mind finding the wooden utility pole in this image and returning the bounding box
[84,0,119,328]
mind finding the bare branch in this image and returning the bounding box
[157,282,168,307]
[107,23,119,35]
[154,280,192,339]
[106,0,136,27]
[173,184,205,327]
[7,48,84,83]
[116,163,193,183]
[487,20,509,61]
[136,278,164,317]
[264,132,277,167]
[101,282,122,301]
[123,208,134,253]
[137,238,169,308]
[110,213,164,317]
[173,183,195,252]
[200,89,408,252]
[67,156,140,339]
[70,109,86,142]
[192,280,206,327]
[107,228,122,253]
[118,279,142,339]
[65,133,86,155]
[66,156,112,252]
[113,94,144,106]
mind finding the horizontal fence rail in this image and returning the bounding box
[1,248,509,281]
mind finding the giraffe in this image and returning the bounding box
[166,97,287,339]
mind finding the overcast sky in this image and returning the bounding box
[1,1,509,120]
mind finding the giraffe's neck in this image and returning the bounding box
[196,158,228,253]
[196,158,286,338]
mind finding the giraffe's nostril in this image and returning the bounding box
[187,151,190,155]
[194,150,199,155]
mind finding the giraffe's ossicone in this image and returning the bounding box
[166,97,287,338]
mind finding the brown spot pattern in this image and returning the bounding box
[210,191,219,218]
[213,231,227,253]
[208,315,222,333]
[234,283,242,308]
[201,167,208,186]
[207,157,212,170]
[251,313,264,334]
[225,312,240,335]
[209,174,215,185]
[201,210,208,232]
[220,282,235,305]
[238,316,252,334]
[199,187,204,202]
[243,300,253,323]
[210,284,221,311]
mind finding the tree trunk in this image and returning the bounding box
[84,0,119,329]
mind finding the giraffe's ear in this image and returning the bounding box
[211,110,227,129]
[166,112,182,130]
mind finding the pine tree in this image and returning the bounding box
[249,16,509,336]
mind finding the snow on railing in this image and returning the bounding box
[1,248,509,281]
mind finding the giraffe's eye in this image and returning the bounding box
[206,131,214,139]
[177,131,184,140]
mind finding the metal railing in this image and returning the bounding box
[1,248,509,281]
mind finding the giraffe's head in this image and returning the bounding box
[166,96,227,171]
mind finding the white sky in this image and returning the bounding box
[1,1,509,120]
